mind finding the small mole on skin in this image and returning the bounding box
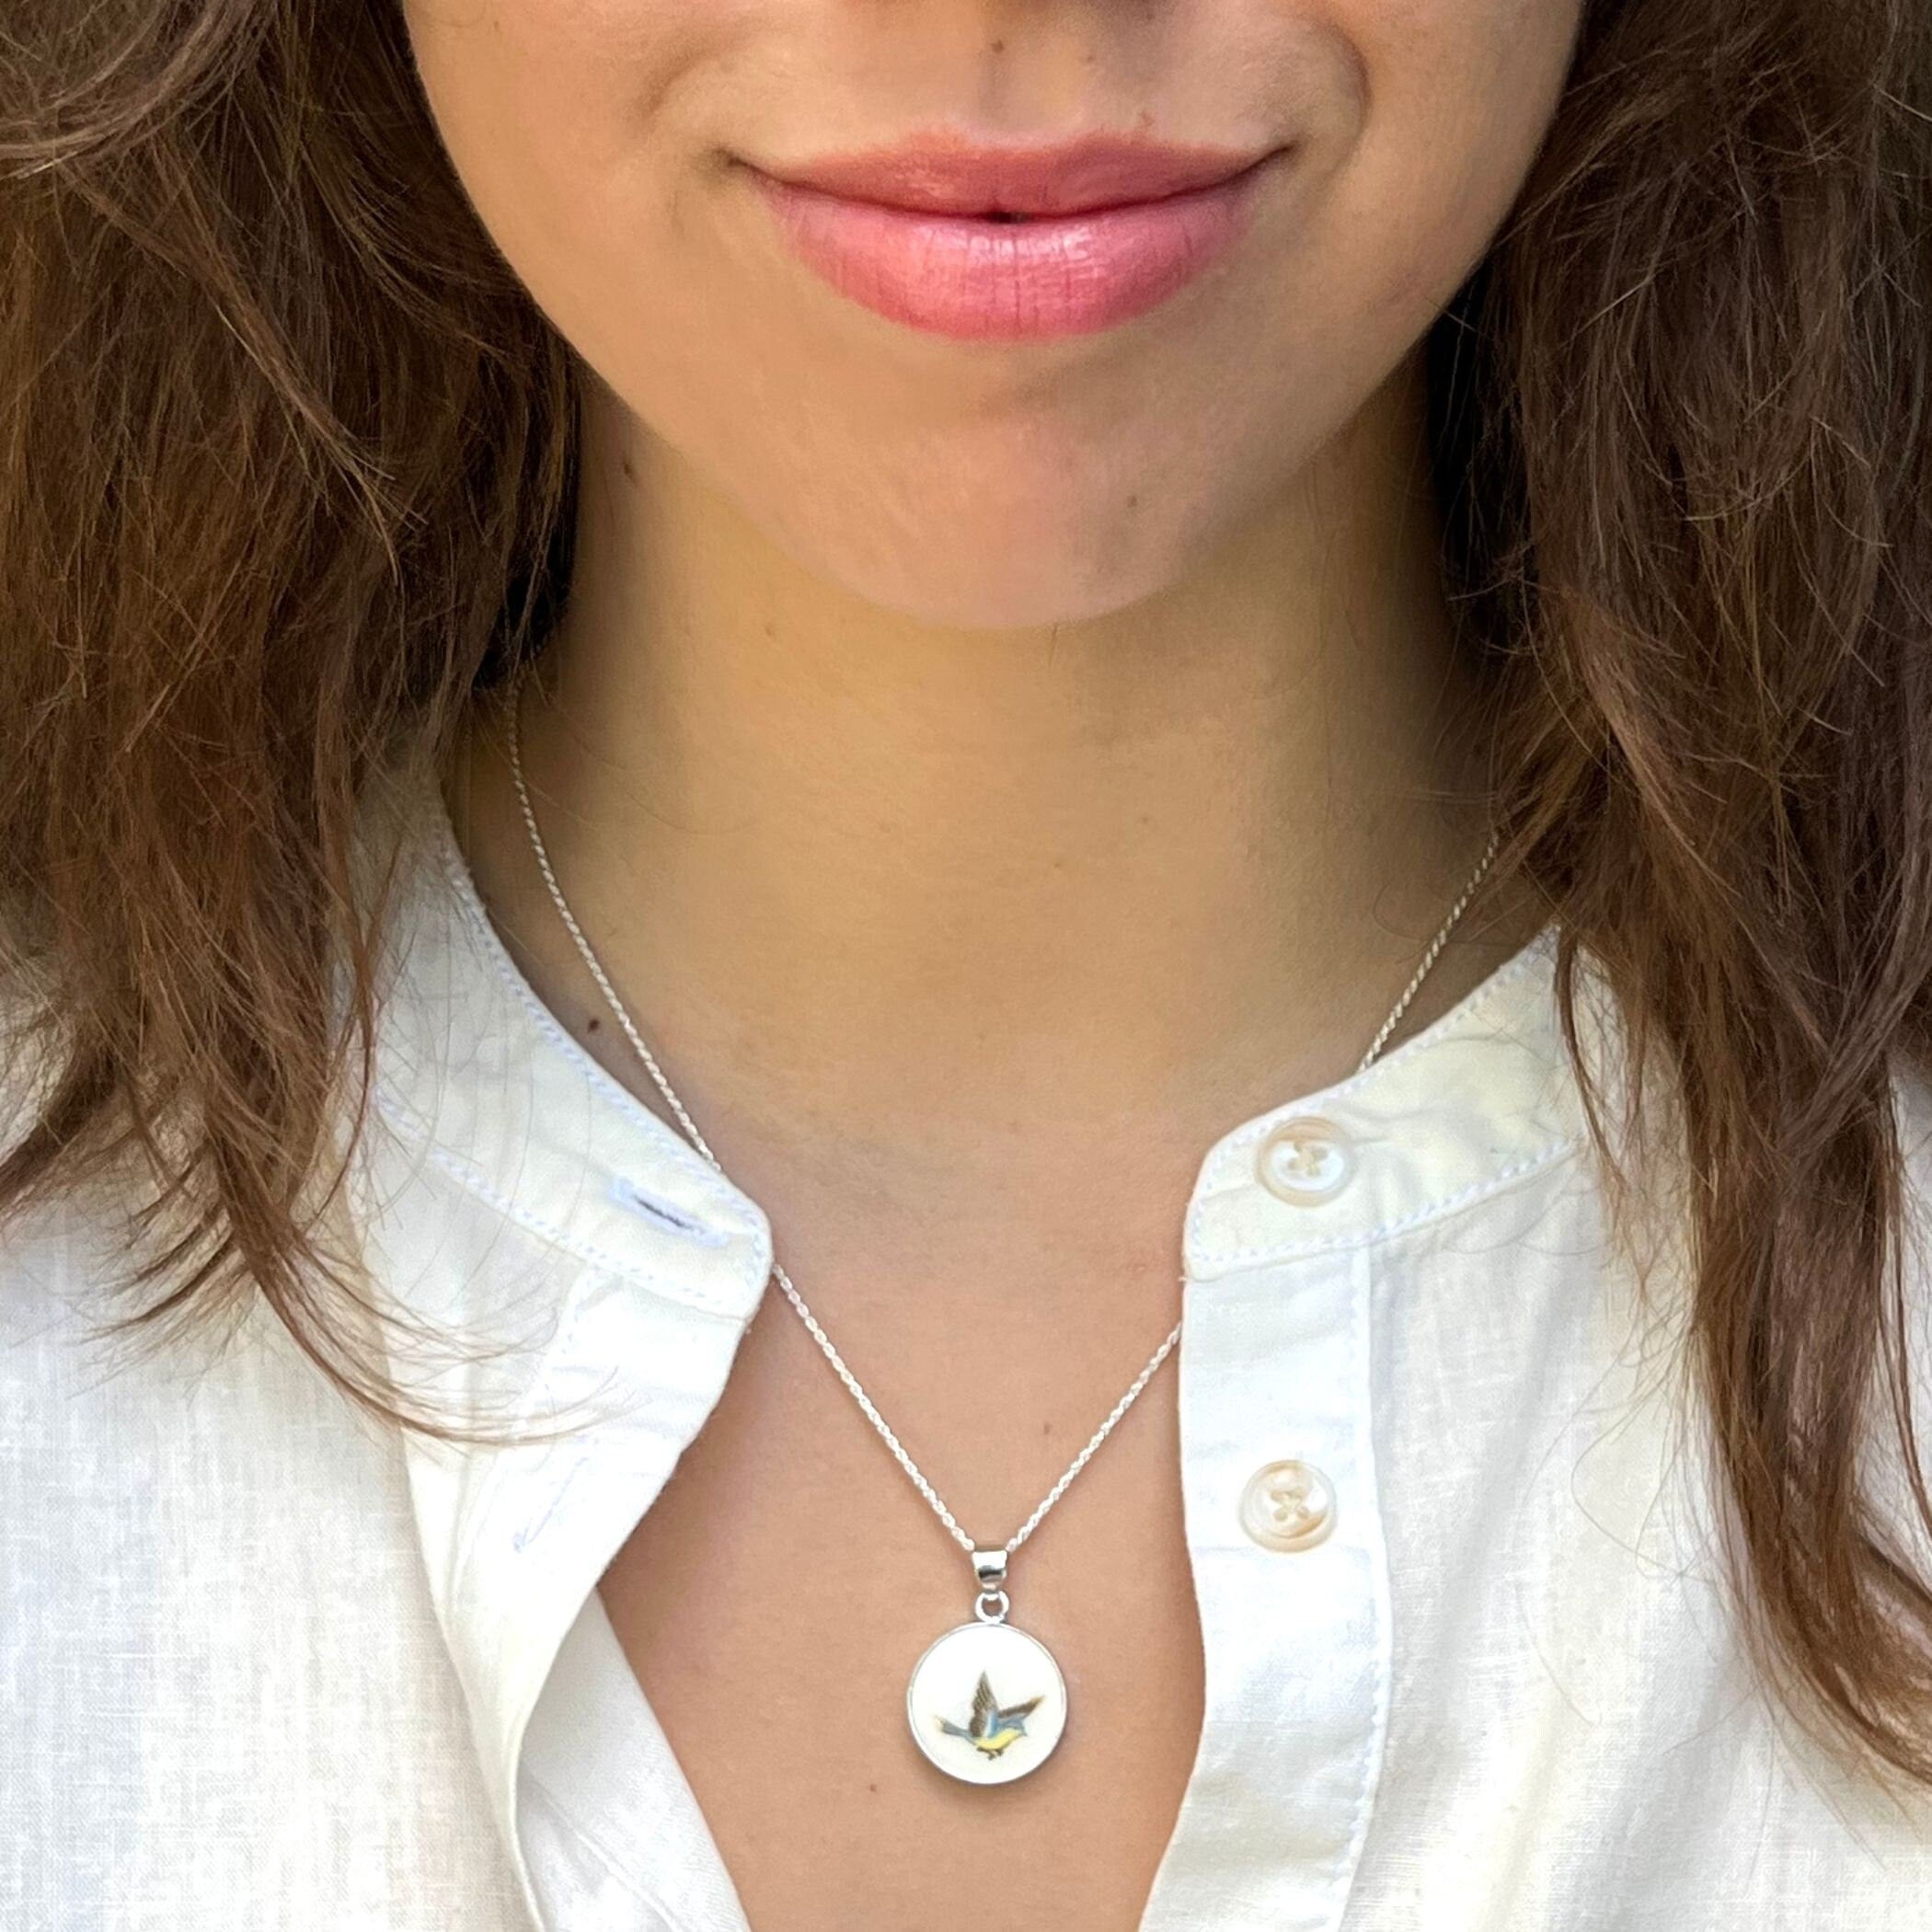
[1042,1420,1053,1437]
[989,37,1005,52]
[587,1017,601,1033]
[620,457,636,481]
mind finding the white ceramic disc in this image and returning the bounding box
[905,1620,1068,1785]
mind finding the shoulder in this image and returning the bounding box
[0,730,440,1386]
[0,975,390,1516]
[0,991,519,1926]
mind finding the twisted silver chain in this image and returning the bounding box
[503,661,1499,1562]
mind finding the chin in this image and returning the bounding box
[773,484,1213,632]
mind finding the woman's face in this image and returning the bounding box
[403,2,1582,627]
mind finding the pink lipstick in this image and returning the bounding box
[744,132,1282,342]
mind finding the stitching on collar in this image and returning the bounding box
[368,1082,765,1318]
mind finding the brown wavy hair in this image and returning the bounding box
[4,0,1931,1789]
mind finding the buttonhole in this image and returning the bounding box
[608,1173,732,1247]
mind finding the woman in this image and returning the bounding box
[3,0,1930,1926]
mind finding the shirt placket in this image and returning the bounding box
[1143,1226,1389,1932]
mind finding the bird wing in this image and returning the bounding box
[969,1672,998,1736]
[998,1694,1044,1724]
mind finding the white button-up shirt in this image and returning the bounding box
[6,757,1932,1930]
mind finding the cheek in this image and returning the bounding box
[400,0,779,437]
[399,0,731,298]
[1314,0,1582,321]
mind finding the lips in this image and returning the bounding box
[758,132,1276,217]
[743,131,1285,342]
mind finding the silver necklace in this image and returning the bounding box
[503,663,1499,1785]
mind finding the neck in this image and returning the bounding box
[445,353,1544,1201]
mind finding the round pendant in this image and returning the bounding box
[905,1619,1068,1784]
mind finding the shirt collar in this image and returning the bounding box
[1182,918,1604,1279]
[347,750,1616,1910]
[358,750,776,1319]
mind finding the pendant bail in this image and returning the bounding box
[972,1547,1011,1624]
[972,1547,1008,1593]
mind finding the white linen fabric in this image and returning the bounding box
[6,754,1932,1932]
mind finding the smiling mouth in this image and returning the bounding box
[743,134,1291,342]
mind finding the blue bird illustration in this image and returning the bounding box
[936,1671,1044,1758]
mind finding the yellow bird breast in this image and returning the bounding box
[973,1727,1024,1756]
